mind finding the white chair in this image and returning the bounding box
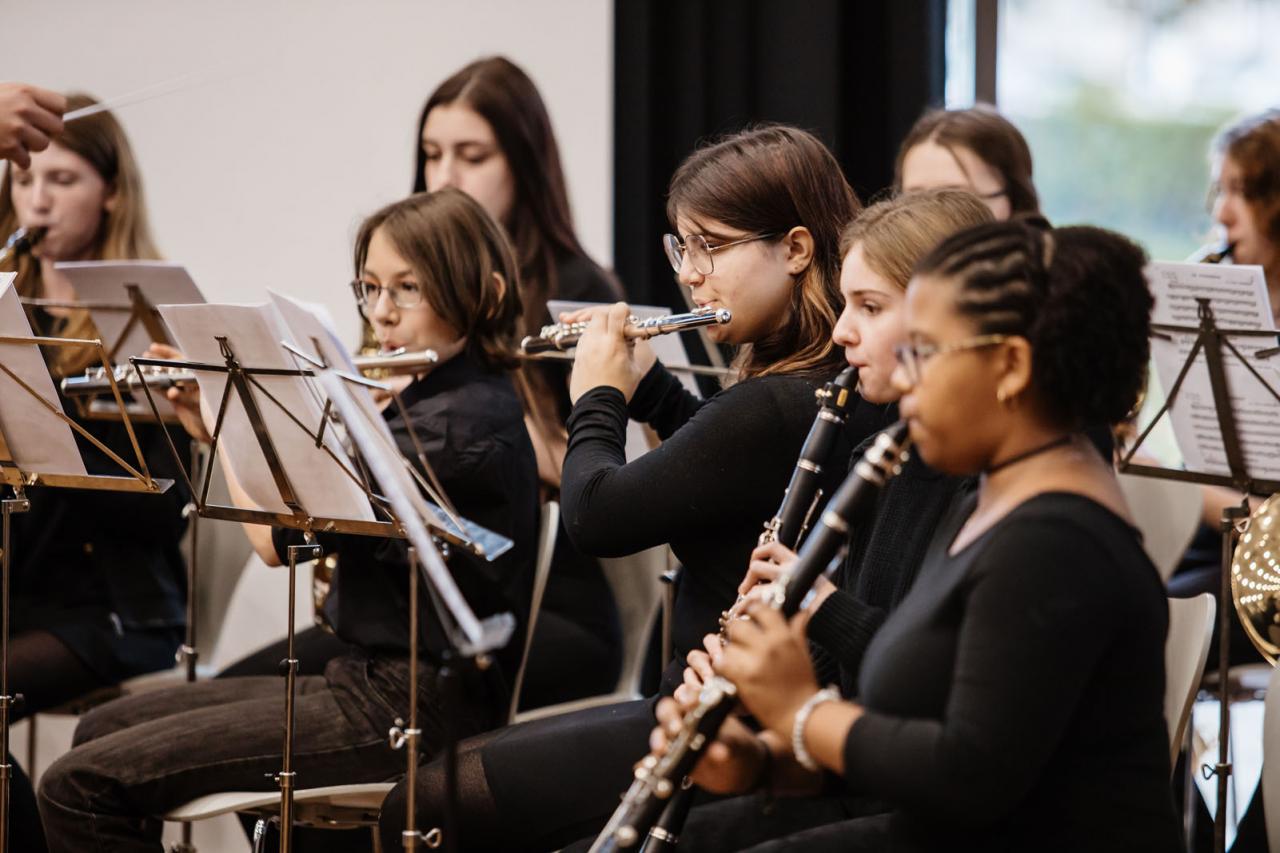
[162,501,563,849]
[512,543,670,722]
[1166,593,1215,767]
[1263,663,1280,852]
[1118,472,1203,583]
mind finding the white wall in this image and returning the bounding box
[0,0,614,346]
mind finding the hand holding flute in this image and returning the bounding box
[566,302,662,404]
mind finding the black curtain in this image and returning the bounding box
[613,0,947,309]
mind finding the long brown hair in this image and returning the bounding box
[413,56,614,337]
[353,188,523,372]
[0,93,160,374]
[894,105,1040,218]
[666,124,860,379]
[1214,109,1280,248]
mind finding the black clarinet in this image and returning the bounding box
[589,422,911,853]
[643,367,858,852]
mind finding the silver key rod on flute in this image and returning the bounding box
[519,307,731,356]
[59,348,440,398]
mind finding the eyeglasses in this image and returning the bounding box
[893,334,1009,384]
[661,232,778,276]
[351,279,424,313]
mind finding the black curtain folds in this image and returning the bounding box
[613,0,947,310]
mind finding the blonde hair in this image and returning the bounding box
[0,93,160,375]
[840,189,995,290]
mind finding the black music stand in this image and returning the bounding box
[134,341,511,852]
[0,332,174,853]
[1119,298,1280,853]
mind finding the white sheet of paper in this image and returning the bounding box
[0,276,87,476]
[1145,260,1280,480]
[317,369,513,654]
[267,290,358,374]
[56,260,205,359]
[157,302,374,521]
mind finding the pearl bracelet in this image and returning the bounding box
[791,685,841,772]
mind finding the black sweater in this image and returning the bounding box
[843,492,1181,851]
[807,431,970,695]
[561,361,891,668]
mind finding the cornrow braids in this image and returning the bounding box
[916,221,1152,428]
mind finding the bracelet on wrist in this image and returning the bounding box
[791,685,841,772]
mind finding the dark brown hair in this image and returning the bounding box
[667,124,861,379]
[353,188,523,371]
[0,93,159,374]
[894,105,1040,218]
[413,56,614,337]
[840,189,994,290]
[915,221,1151,428]
[1214,109,1280,247]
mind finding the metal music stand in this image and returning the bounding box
[316,368,514,853]
[1118,298,1280,853]
[0,333,174,853]
[133,342,511,852]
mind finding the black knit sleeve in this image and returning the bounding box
[840,518,1119,821]
[807,590,887,684]
[560,379,796,557]
[627,361,706,439]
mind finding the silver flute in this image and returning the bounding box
[519,307,731,355]
[60,348,440,397]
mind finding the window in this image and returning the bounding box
[948,0,1280,260]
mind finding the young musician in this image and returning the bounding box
[663,221,1181,852]
[377,124,892,851]
[0,93,187,852]
[619,189,995,853]
[416,55,623,706]
[1209,109,1280,320]
[896,105,1041,221]
[36,188,540,852]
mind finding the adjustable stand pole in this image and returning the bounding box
[1212,504,1249,853]
[391,547,430,850]
[173,443,204,853]
[277,541,321,853]
[0,490,29,853]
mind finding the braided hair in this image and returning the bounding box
[913,221,1152,428]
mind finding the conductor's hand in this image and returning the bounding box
[145,343,211,444]
[0,83,66,168]
[649,698,769,796]
[565,302,657,404]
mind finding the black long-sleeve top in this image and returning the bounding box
[272,354,539,684]
[560,360,892,668]
[842,492,1181,851]
[806,428,970,695]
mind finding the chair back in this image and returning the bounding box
[1118,473,1202,582]
[1166,593,1215,767]
[1264,664,1280,852]
[507,501,560,723]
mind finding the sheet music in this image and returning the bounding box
[267,290,358,373]
[0,276,87,476]
[56,261,206,359]
[157,302,374,521]
[317,369,514,655]
[1145,260,1280,479]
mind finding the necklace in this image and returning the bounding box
[984,434,1073,476]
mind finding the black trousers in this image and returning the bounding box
[379,697,656,852]
[37,654,501,853]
